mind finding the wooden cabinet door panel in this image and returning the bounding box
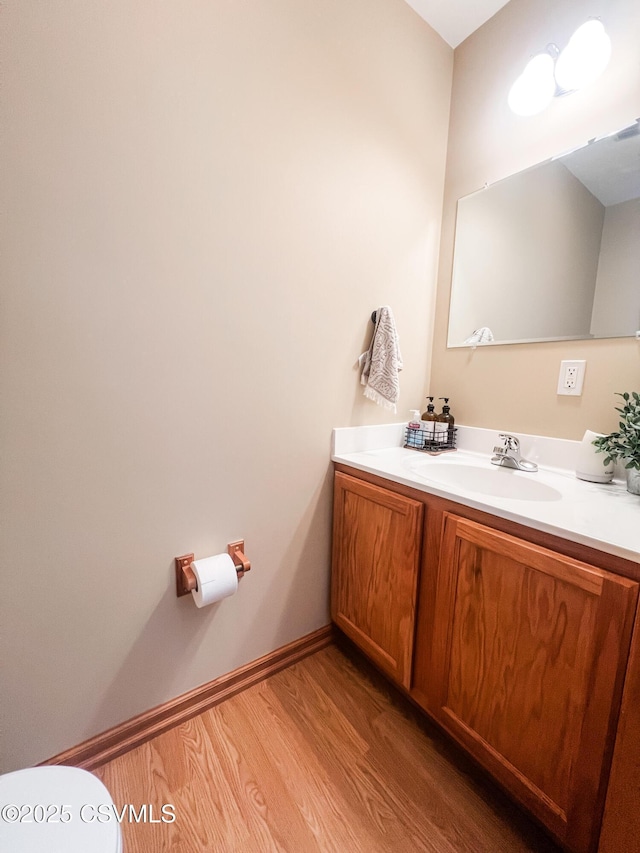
[331,472,423,687]
[432,514,638,852]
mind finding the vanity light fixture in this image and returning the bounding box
[508,19,611,116]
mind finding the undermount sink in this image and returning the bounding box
[406,457,563,502]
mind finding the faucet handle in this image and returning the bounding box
[498,433,520,451]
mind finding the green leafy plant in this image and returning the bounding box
[592,392,640,471]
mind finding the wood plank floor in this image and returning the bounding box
[96,643,561,852]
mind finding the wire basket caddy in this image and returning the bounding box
[404,425,457,454]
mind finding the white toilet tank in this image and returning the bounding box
[0,765,123,852]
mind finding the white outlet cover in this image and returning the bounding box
[557,360,586,396]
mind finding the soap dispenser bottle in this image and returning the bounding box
[421,396,438,444]
[438,397,455,445]
[406,410,423,448]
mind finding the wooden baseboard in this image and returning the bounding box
[43,625,334,771]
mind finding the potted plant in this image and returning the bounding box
[592,392,640,495]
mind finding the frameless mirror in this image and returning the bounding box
[447,121,640,347]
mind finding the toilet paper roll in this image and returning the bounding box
[576,430,614,483]
[191,553,238,608]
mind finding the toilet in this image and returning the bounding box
[0,766,123,852]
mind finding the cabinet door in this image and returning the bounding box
[331,472,423,687]
[431,514,638,853]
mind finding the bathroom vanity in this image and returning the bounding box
[331,425,640,853]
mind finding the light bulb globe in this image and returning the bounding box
[555,20,611,91]
[508,53,556,116]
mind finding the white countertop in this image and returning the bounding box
[332,424,640,565]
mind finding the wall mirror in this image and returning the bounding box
[447,120,640,348]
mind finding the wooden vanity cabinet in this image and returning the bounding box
[331,472,423,688]
[331,467,640,853]
[427,513,638,853]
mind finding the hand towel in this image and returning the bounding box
[359,306,403,412]
[464,327,494,347]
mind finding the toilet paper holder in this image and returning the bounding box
[175,541,251,597]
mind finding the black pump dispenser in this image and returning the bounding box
[438,397,455,441]
[421,396,437,422]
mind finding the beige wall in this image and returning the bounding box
[431,0,640,438]
[590,198,640,337]
[0,0,452,771]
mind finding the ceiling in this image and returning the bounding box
[404,0,511,48]
[561,125,640,207]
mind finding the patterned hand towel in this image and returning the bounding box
[359,306,403,412]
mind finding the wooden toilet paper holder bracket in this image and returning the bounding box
[228,540,251,578]
[175,553,196,597]
[175,541,251,597]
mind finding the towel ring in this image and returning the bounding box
[371,311,377,324]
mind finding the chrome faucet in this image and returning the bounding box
[491,433,538,472]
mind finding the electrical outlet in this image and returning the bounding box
[557,360,586,396]
[565,366,578,389]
